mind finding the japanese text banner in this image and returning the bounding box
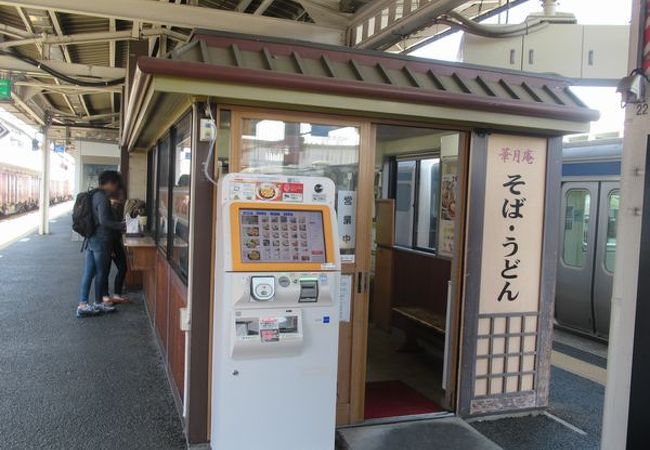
[478,134,547,315]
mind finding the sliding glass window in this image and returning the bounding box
[156,136,171,254]
[237,116,360,258]
[170,113,192,281]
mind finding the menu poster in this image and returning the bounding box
[239,209,327,264]
[229,180,304,203]
[438,157,458,258]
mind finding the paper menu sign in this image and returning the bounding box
[339,274,352,322]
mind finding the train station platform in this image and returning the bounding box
[0,201,73,250]
[0,210,607,450]
[0,215,186,449]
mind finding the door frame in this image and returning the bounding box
[225,105,470,423]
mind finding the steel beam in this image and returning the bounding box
[253,0,274,16]
[11,92,45,125]
[351,0,467,50]
[0,55,125,79]
[296,0,350,27]
[0,28,189,50]
[46,9,79,116]
[109,18,117,115]
[0,0,345,44]
[235,0,254,12]
[13,81,120,94]
[0,22,32,39]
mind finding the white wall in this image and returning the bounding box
[129,152,147,200]
[72,139,120,193]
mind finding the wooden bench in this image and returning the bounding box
[392,306,446,351]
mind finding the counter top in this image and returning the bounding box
[123,235,156,248]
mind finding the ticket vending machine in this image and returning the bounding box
[211,173,341,450]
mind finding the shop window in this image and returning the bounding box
[237,117,360,258]
[604,190,619,273]
[562,189,590,268]
[393,157,441,252]
[156,136,171,253]
[170,113,192,281]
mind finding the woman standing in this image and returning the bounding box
[102,183,130,305]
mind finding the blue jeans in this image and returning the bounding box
[79,236,111,304]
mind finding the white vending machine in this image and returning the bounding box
[211,173,341,450]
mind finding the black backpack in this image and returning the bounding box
[72,189,98,238]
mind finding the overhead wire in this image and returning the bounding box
[0,49,125,87]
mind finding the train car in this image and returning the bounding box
[556,138,622,340]
[0,161,73,220]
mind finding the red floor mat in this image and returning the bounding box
[364,380,443,420]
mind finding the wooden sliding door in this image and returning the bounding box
[228,108,375,424]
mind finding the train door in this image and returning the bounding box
[556,181,619,338]
[592,183,619,336]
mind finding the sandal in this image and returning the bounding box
[109,295,131,305]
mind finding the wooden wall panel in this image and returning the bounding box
[392,249,450,316]
[371,246,394,331]
[155,251,170,351]
[125,270,143,291]
[169,270,187,398]
[143,268,156,323]
[375,200,395,247]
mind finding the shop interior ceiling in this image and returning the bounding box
[0,0,523,143]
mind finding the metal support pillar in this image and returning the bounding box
[601,1,648,448]
[38,127,49,235]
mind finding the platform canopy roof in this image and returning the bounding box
[0,0,531,141]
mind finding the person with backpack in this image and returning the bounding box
[74,170,126,318]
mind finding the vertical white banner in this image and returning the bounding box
[478,135,547,315]
[337,190,357,250]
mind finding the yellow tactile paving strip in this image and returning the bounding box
[551,351,607,386]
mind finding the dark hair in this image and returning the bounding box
[98,170,123,186]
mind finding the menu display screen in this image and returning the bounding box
[239,209,327,264]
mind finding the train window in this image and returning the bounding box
[415,158,441,250]
[562,189,591,268]
[395,160,416,247]
[604,191,619,273]
[393,157,441,252]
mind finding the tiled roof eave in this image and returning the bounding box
[136,56,600,124]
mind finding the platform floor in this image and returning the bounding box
[0,215,186,449]
[0,210,607,450]
[341,327,606,450]
[338,417,501,450]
